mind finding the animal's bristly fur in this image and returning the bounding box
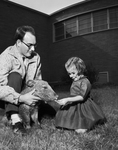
[19,79,58,129]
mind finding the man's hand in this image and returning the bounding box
[19,89,40,105]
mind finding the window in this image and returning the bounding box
[93,10,108,31]
[65,18,77,38]
[54,22,64,41]
[109,7,118,28]
[78,14,91,35]
[54,6,118,42]
[98,71,109,83]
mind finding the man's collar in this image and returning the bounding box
[8,44,38,63]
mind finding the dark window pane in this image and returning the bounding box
[78,14,91,35]
[93,10,108,31]
[54,22,64,41]
[65,18,77,38]
[55,35,65,41]
[109,7,118,28]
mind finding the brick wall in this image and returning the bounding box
[48,0,118,84]
[0,0,50,80]
[1,0,118,84]
[48,29,118,83]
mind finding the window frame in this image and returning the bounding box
[93,9,108,32]
[109,6,118,29]
[65,17,78,39]
[53,5,118,42]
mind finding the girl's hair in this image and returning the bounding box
[65,57,86,75]
[14,25,35,42]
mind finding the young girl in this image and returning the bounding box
[55,57,106,133]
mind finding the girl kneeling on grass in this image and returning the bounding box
[55,57,106,133]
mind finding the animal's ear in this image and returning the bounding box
[26,80,35,87]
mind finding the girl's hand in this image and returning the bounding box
[56,98,69,105]
[19,89,40,106]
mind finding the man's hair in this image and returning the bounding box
[14,25,35,42]
[65,57,86,75]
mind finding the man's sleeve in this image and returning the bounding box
[0,54,20,104]
[35,54,42,80]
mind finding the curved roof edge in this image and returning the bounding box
[50,0,91,16]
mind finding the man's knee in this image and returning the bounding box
[8,72,22,93]
[6,72,22,116]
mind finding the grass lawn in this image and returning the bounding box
[0,84,118,150]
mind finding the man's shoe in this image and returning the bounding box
[12,122,27,135]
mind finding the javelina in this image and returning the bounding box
[19,79,58,129]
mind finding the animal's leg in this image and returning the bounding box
[31,108,40,126]
[19,105,31,129]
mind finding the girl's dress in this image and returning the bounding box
[55,76,106,130]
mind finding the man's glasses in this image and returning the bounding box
[22,41,37,49]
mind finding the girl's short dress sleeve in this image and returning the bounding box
[70,79,88,97]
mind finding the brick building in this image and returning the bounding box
[0,0,118,84]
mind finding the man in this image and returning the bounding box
[0,25,42,134]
